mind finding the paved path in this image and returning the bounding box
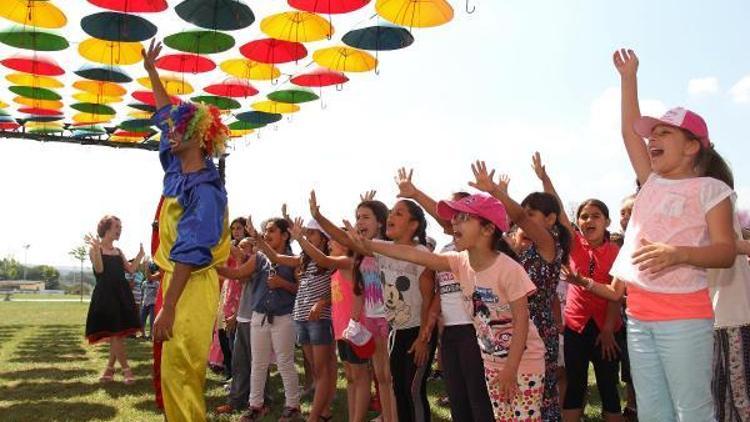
[4,299,90,302]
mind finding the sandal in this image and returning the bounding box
[99,366,115,383]
[122,366,135,385]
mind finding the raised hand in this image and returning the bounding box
[613,48,638,77]
[281,203,292,223]
[498,174,511,196]
[468,160,499,194]
[289,217,305,241]
[531,151,548,181]
[359,190,377,202]
[84,233,102,250]
[343,219,370,254]
[394,167,417,199]
[141,38,162,73]
[245,215,259,239]
[309,190,320,217]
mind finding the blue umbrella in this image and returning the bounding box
[342,25,414,51]
[75,66,132,83]
[235,111,282,125]
[175,0,255,31]
[81,12,157,42]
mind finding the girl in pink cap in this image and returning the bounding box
[345,161,546,422]
[565,49,736,422]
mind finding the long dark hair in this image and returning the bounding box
[521,192,571,262]
[301,230,330,277]
[398,199,428,247]
[262,217,292,254]
[576,199,611,241]
[689,136,734,188]
[479,218,518,261]
[230,217,249,243]
[353,200,389,296]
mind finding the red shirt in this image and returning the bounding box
[565,232,623,333]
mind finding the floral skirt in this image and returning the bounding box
[484,366,544,421]
[713,325,750,422]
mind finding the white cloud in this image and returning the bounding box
[688,77,719,96]
[729,75,750,103]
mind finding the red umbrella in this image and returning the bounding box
[239,38,307,64]
[87,0,168,12]
[114,130,151,137]
[0,121,19,130]
[291,69,349,87]
[18,107,63,116]
[1,56,64,76]
[204,81,258,97]
[288,0,370,14]
[132,91,180,106]
[155,54,216,73]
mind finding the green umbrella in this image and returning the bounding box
[128,103,156,113]
[119,119,154,131]
[29,127,63,134]
[71,103,116,115]
[163,30,235,54]
[75,66,132,83]
[0,29,69,51]
[175,0,255,31]
[191,95,241,110]
[9,86,61,101]
[267,89,319,104]
[228,120,265,130]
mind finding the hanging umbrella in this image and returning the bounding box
[0,0,67,29]
[164,30,236,54]
[236,110,282,125]
[0,29,69,51]
[6,73,64,89]
[9,86,62,101]
[23,115,63,123]
[156,54,216,73]
[71,103,117,115]
[288,0,370,14]
[312,46,377,72]
[13,97,63,109]
[17,107,63,116]
[119,119,154,131]
[342,25,414,51]
[175,0,255,31]
[375,0,453,28]
[0,100,8,109]
[230,128,254,137]
[261,11,333,42]
[73,113,114,124]
[73,80,127,97]
[204,81,258,97]
[73,92,123,104]
[191,95,241,110]
[239,38,307,64]
[137,76,194,95]
[81,12,157,42]
[115,129,154,138]
[74,66,132,83]
[128,110,153,119]
[0,121,20,130]
[290,69,348,87]
[252,100,300,114]
[87,0,168,13]
[132,91,181,106]
[228,120,265,130]
[128,103,156,113]
[1,56,64,76]
[220,59,280,81]
[267,89,319,104]
[79,38,144,66]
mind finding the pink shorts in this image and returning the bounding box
[361,316,389,339]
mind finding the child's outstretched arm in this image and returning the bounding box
[531,152,574,236]
[217,252,258,280]
[469,160,559,262]
[141,39,171,110]
[563,265,627,301]
[310,190,372,257]
[245,215,300,268]
[395,168,452,234]
[289,217,352,270]
[614,49,651,185]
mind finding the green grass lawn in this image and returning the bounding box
[0,302,615,421]
[4,293,90,301]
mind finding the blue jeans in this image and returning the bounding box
[141,304,155,337]
[294,319,333,345]
[627,317,715,422]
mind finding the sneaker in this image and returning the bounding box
[278,406,302,422]
[239,406,268,422]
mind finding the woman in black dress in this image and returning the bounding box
[84,215,144,384]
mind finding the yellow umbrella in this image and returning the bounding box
[137,76,193,95]
[0,0,67,29]
[13,96,63,109]
[252,100,300,114]
[79,38,144,66]
[73,113,114,124]
[0,100,7,108]
[26,121,63,129]
[73,92,123,104]
[73,80,127,97]
[128,110,154,119]
[260,11,332,43]
[6,73,64,89]
[111,135,143,143]
[230,129,254,138]
[375,0,453,28]
[313,46,377,72]
[220,59,281,81]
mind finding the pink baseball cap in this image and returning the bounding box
[634,107,710,148]
[437,194,509,232]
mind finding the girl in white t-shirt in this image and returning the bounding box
[565,49,737,422]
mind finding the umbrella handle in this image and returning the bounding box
[336,83,344,92]
[466,0,476,14]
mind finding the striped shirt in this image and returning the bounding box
[293,260,333,321]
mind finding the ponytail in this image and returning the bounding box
[491,227,519,262]
[398,199,428,246]
[696,144,734,189]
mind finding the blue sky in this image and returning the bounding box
[1,0,748,267]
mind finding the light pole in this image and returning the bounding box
[22,244,30,281]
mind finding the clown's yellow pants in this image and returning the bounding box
[160,268,219,422]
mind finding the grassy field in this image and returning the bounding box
[5,293,90,301]
[0,302,614,421]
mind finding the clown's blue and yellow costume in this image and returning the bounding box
[152,104,230,421]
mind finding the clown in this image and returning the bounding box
[143,40,231,422]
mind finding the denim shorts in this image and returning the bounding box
[295,319,334,345]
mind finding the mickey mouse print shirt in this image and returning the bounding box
[375,243,429,330]
[446,250,545,374]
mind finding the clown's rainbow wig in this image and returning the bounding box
[166,102,229,157]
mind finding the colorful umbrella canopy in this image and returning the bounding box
[175,0,255,31]
[204,81,258,97]
[74,67,132,83]
[13,97,63,109]
[6,73,64,89]
[23,115,63,123]
[71,103,117,115]
[128,103,156,113]
[230,128,254,137]
[128,110,153,119]
[81,12,158,42]
[156,54,216,73]
[87,0,168,13]
[0,101,8,109]
[18,107,63,116]
[239,38,307,64]
[9,86,62,101]
[252,100,300,114]
[0,29,69,52]
[220,59,280,80]
[261,11,333,43]
[312,46,377,72]
[342,25,414,51]
[290,69,349,87]
[236,111,282,125]
[78,38,144,66]
[131,91,180,106]
[0,121,20,130]
[288,0,371,14]
[164,31,235,54]
[1,56,64,76]
[72,113,113,124]
[267,89,319,104]
[1,0,67,29]
[228,120,265,130]
[375,0,453,28]
[119,119,154,131]
[137,76,194,95]
[73,92,123,104]
[191,95,241,110]
[73,80,128,97]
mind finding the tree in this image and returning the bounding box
[68,245,88,302]
[39,265,61,290]
[0,256,21,280]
